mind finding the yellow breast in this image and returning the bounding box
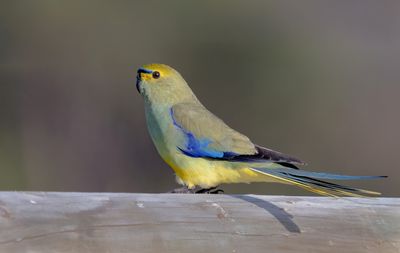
[163,153,273,189]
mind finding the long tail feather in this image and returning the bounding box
[250,167,386,197]
[264,167,386,180]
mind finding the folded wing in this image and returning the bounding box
[171,103,304,165]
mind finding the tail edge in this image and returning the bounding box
[250,167,383,197]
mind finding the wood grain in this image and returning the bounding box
[0,192,398,253]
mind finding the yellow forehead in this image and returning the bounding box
[140,63,175,77]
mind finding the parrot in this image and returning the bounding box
[136,63,386,196]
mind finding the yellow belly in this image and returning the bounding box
[164,154,276,189]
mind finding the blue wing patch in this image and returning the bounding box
[170,108,238,159]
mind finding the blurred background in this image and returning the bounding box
[0,1,399,196]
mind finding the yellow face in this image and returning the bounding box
[136,63,176,94]
[136,63,195,105]
[139,64,174,80]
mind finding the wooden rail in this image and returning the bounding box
[0,192,398,253]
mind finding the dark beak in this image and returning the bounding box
[136,73,141,93]
[136,68,153,94]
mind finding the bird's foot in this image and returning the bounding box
[168,186,224,194]
[168,186,196,194]
[195,187,224,194]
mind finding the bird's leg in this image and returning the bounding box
[168,185,196,194]
[169,186,224,194]
[209,188,224,194]
[195,186,224,194]
[195,187,215,194]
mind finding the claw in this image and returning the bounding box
[209,189,224,194]
[196,186,224,194]
[169,186,224,194]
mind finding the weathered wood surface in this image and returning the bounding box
[0,192,398,253]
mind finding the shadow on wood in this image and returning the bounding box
[233,195,301,233]
[0,192,399,253]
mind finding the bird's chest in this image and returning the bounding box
[144,104,182,155]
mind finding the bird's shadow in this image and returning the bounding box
[232,195,301,233]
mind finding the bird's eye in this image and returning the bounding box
[152,71,160,79]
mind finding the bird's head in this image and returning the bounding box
[136,63,197,105]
